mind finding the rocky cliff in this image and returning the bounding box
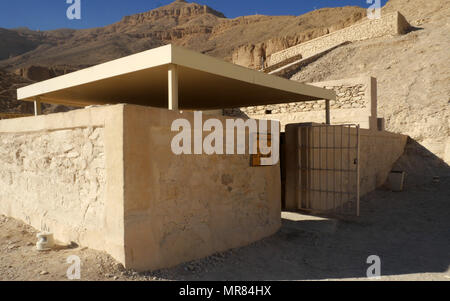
[231,7,366,69]
[0,1,365,70]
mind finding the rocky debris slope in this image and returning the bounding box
[382,0,447,24]
[0,70,34,114]
[290,0,450,170]
[13,65,79,82]
[0,69,73,114]
[0,28,44,61]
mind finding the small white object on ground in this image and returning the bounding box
[36,232,55,251]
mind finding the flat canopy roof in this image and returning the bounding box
[17,44,335,110]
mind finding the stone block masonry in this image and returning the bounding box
[244,83,366,113]
[0,104,281,271]
[267,11,411,67]
[224,77,378,131]
[0,105,125,263]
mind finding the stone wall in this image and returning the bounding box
[267,11,410,67]
[224,77,377,131]
[0,105,126,263]
[0,127,106,243]
[122,105,281,271]
[0,104,282,271]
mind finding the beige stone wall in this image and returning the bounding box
[268,12,410,66]
[0,127,106,243]
[0,104,281,271]
[225,77,377,131]
[0,105,126,263]
[359,130,407,194]
[122,105,281,271]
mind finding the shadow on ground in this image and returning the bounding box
[148,174,449,280]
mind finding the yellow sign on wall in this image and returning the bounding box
[251,133,273,166]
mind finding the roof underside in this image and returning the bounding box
[17,44,335,110]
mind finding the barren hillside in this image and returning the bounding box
[0,1,365,70]
[0,69,72,114]
[0,0,448,169]
[0,28,44,61]
[0,70,33,113]
[0,0,366,113]
[290,0,449,171]
[382,0,446,22]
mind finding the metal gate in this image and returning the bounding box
[297,124,360,216]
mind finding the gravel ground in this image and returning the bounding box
[1,177,449,281]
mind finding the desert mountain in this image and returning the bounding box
[0,0,366,71]
[0,27,44,61]
[0,69,33,113]
[0,0,366,114]
[0,0,448,172]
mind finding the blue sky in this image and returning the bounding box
[0,0,388,31]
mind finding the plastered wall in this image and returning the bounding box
[122,105,281,270]
[0,104,281,271]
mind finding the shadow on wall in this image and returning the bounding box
[391,137,450,188]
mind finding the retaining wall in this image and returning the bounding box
[267,11,410,67]
[224,77,378,131]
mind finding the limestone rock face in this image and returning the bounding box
[0,2,366,70]
[13,65,77,82]
[231,9,365,68]
[0,69,33,114]
[14,66,55,82]
[120,0,225,25]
